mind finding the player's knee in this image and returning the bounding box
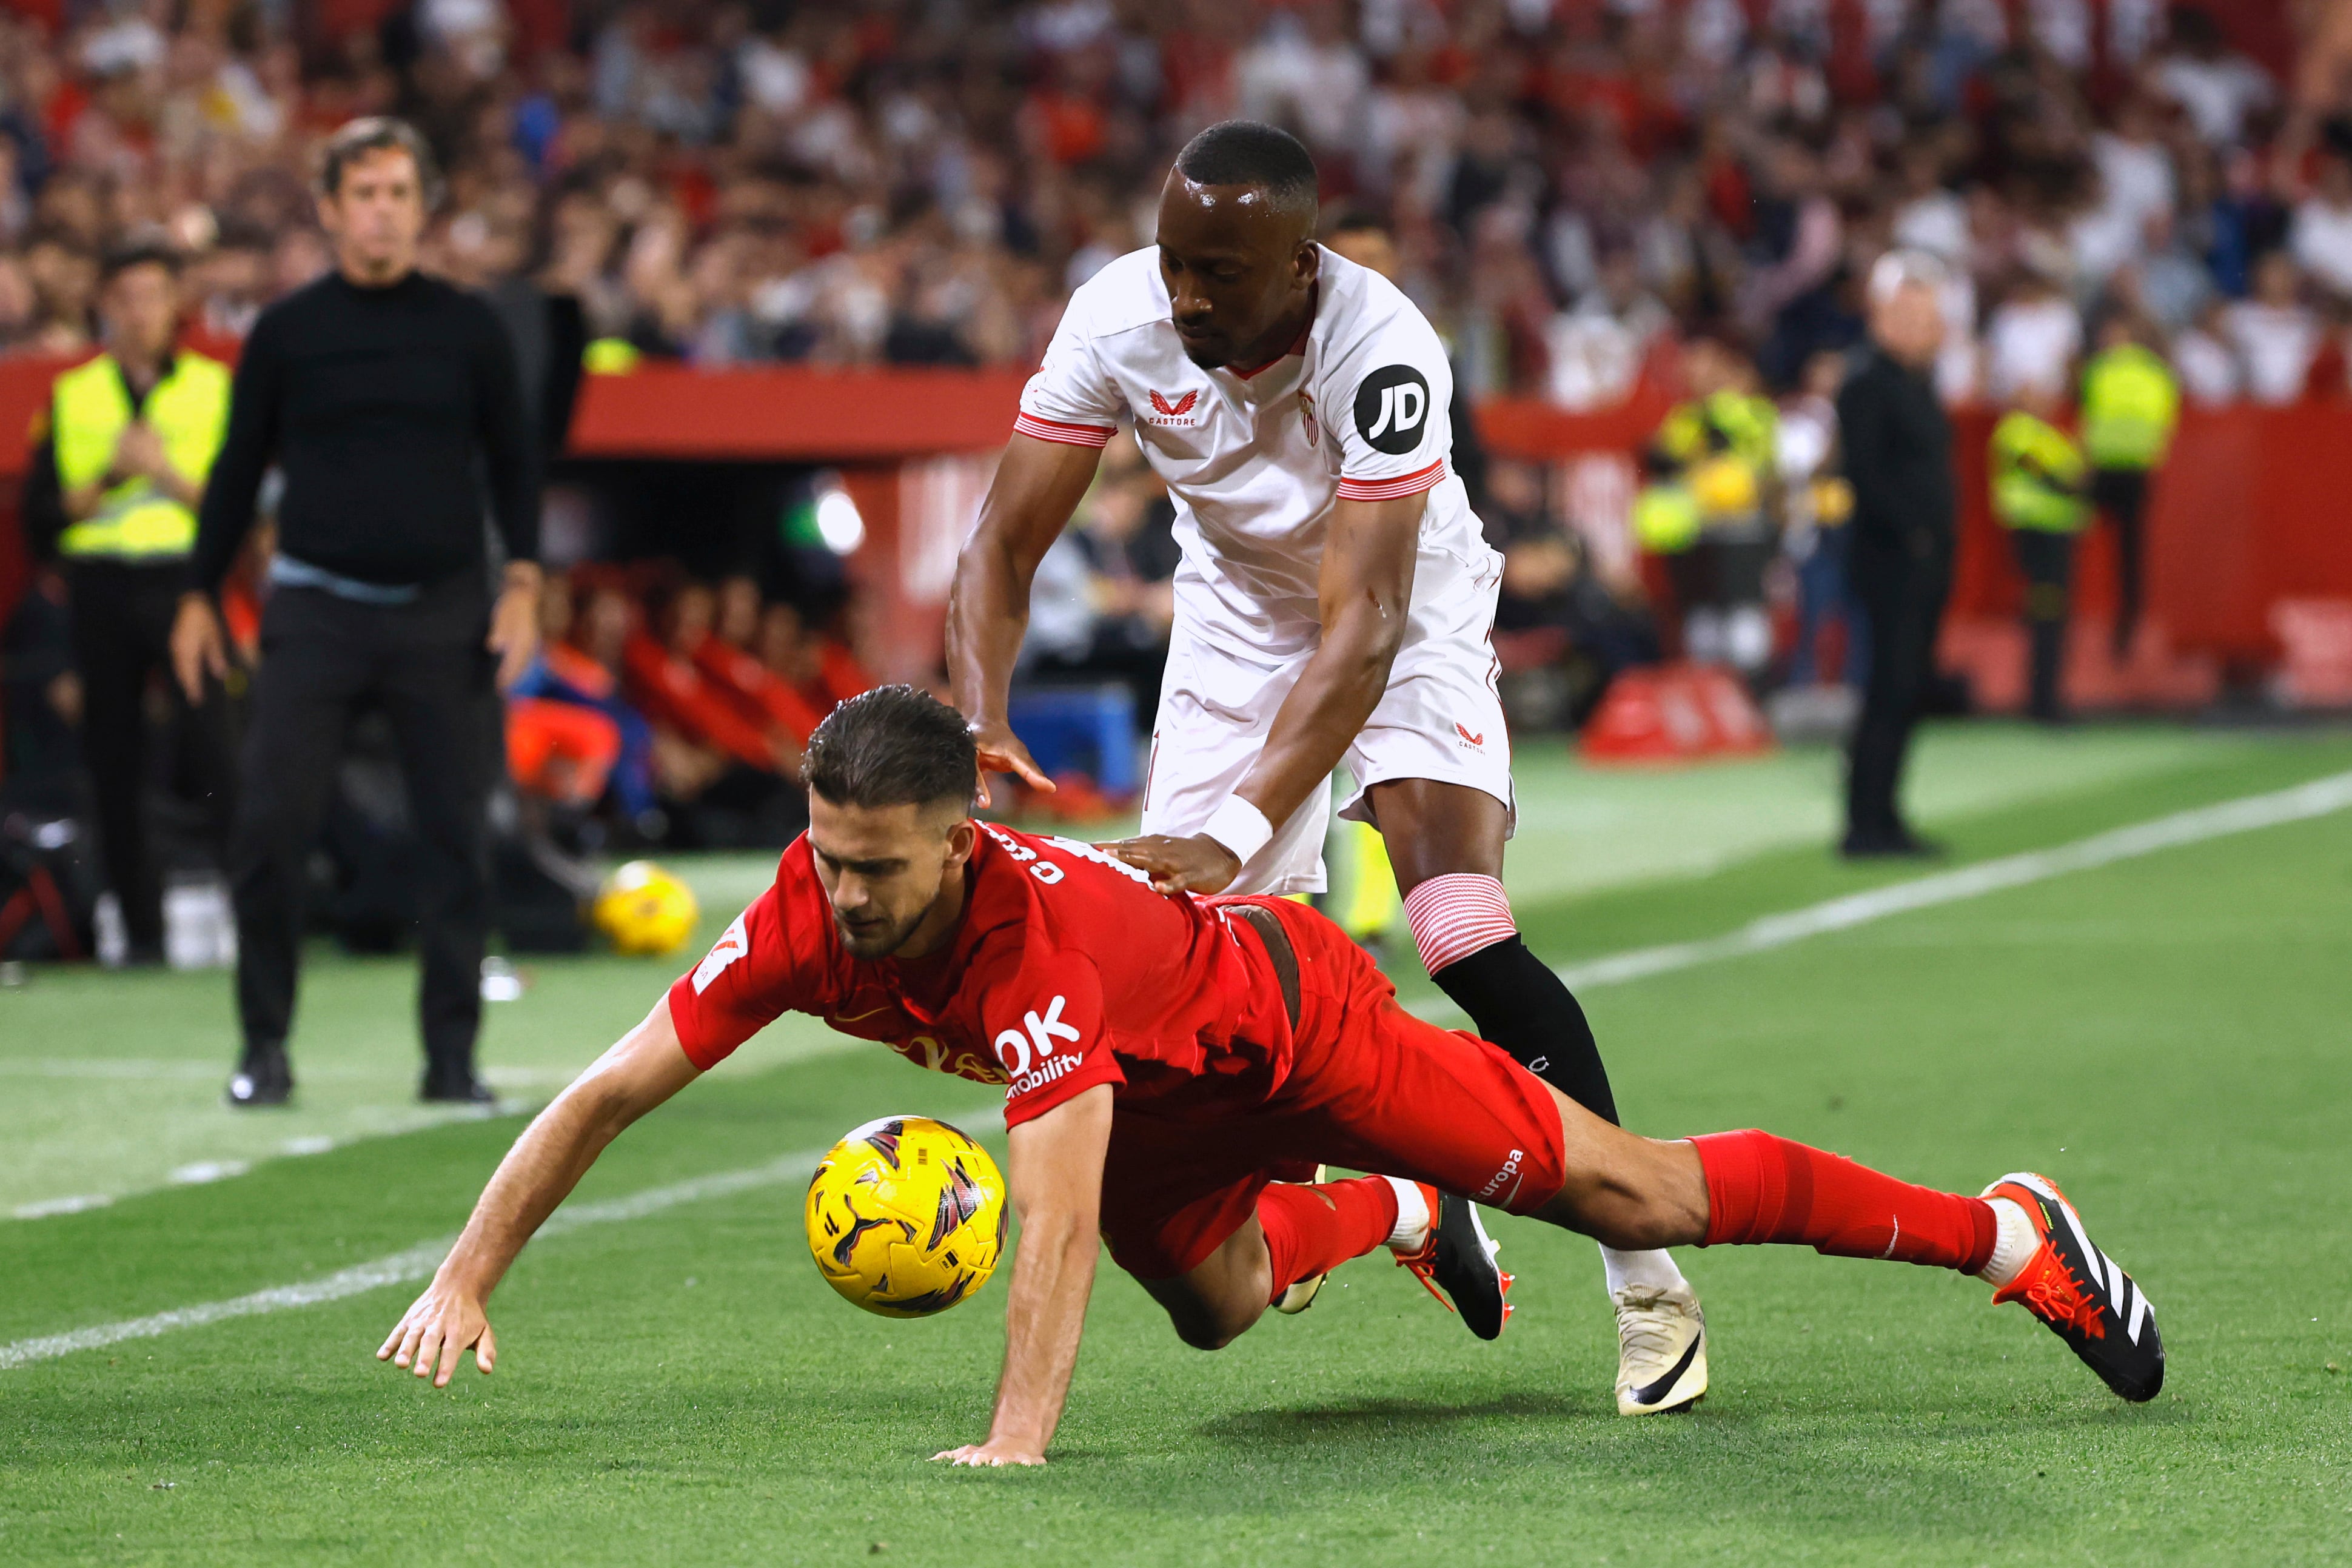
[1145,1279,1259,1351]
[1170,1315,1242,1352]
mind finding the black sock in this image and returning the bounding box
[1430,936,1620,1125]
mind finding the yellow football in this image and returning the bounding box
[805,1116,1007,1318]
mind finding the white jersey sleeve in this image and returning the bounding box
[1322,282,1455,504]
[1016,287,1122,449]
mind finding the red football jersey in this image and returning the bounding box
[665,823,1298,1127]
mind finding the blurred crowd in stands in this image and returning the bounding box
[0,1,2342,399]
[3,0,2350,848]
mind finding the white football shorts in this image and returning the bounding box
[1137,552,1513,896]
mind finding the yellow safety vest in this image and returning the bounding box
[1991,410,2089,534]
[1651,391,1777,527]
[52,350,231,561]
[2079,343,2178,471]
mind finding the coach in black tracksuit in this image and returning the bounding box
[172,118,541,1107]
[1835,253,1954,859]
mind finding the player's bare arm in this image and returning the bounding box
[946,432,1107,805]
[376,1002,700,1386]
[1107,489,1424,894]
[934,1082,1113,1467]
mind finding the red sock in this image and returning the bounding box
[1691,1130,1997,1273]
[1256,1177,1401,1304]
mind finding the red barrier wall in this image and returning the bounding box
[1,355,2347,666]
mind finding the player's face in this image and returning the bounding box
[806,794,977,960]
[1156,173,1318,370]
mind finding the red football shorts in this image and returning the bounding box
[1097,899,1569,1279]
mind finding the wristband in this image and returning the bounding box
[1202,796,1275,866]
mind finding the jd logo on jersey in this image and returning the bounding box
[1354,365,1429,455]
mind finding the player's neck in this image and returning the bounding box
[1228,288,1316,379]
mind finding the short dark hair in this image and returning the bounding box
[99,236,179,283]
[1175,121,1319,217]
[804,686,978,814]
[318,116,442,207]
[1325,206,1387,240]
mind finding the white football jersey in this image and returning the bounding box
[1016,245,1494,662]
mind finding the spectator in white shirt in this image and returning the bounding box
[2290,153,2352,300]
[2172,297,2243,406]
[2091,96,2176,233]
[1985,271,2083,401]
[2154,8,2276,146]
[2224,251,2320,404]
[1889,141,1968,264]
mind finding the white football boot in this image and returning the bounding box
[1273,1165,1330,1315]
[1613,1282,1708,1415]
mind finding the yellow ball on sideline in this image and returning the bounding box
[592,860,699,956]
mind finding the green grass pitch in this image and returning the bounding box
[4,723,2350,1564]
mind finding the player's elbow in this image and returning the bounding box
[1330,602,1409,683]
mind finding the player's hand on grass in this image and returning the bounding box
[1099,832,1241,896]
[969,717,1053,808]
[930,1441,1047,1467]
[378,1278,497,1388]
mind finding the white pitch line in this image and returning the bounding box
[1412,766,2352,1022]
[8,765,2351,1372]
[0,1110,1006,1371]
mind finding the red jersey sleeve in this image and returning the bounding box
[979,948,1122,1127]
[665,881,811,1070]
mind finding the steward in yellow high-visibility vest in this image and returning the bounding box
[19,240,236,962]
[2080,317,2177,658]
[49,347,230,558]
[1638,334,1780,673]
[1990,395,2089,723]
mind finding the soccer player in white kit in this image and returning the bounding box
[947,122,1709,1415]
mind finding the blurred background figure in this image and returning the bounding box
[1643,331,1778,679]
[2080,315,2181,662]
[1991,383,2092,725]
[1779,348,1861,691]
[171,119,540,1110]
[1838,253,1954,859]
[21,238,233,967]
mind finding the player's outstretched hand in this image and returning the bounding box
[1099,833,1241,896]
[969,718,1054,808]
[931,1441,1047,1468]
[377,1278,497,1389]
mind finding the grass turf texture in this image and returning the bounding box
[4,724,2350,1564]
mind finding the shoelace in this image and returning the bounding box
[1615,1287,1689,1367]
[1393,1239,1456,1313]
[1996,1249,2107,1340]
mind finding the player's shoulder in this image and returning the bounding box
[1315,246,1447,364]
[1058,247,1168,343]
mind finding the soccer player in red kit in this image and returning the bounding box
[378,688,2164,1464]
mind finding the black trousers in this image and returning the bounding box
[2009,528,2077,722]
[65,559,236,950]
[1846,540,1951,839]
[228,576,495,1075]
[2092,467,2148,656]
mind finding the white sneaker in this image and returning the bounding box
[1613,1282,1707,1415]
[1273,1165,1328,1315]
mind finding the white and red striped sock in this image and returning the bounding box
[1402,873,1518,975]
